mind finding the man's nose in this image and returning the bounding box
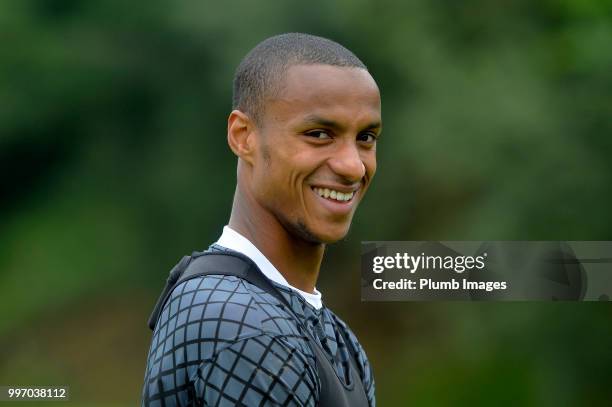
[328,140,366,182]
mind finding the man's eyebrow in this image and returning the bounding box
[300,115,382,132]
[363,121,383,131]
[301,115,345,131]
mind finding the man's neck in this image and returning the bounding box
[228,188,325,293]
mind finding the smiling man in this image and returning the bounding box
[143,33,381,406]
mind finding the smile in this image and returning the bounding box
[311,187,355,202]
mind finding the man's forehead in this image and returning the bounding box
[267,64,381,122]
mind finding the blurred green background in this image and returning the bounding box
[1,0,611,405]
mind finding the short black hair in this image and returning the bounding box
[232,33,367,124]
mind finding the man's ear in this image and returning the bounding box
[227,110,257,165]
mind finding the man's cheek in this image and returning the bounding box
[365,154,377,177]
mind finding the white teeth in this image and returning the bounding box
[313,187,355,202]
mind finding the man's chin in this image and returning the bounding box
[300,222,351,244]
[289,219,348,245]
[316,228,350,244]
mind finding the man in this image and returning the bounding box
[142,32,382,406]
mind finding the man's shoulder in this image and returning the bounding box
[325,308,359,343]
[143,274,319,406]
[155,273,304,344]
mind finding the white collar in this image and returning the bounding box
[215,225,323,309]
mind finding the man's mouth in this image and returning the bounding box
[311,187,356,203]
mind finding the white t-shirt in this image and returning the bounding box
[214,225,323,309]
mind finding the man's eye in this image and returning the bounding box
[358,133,377,143]
[306,131,331,139]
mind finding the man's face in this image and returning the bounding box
[251,64,381,244]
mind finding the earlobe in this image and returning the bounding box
[227,110,256,164]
